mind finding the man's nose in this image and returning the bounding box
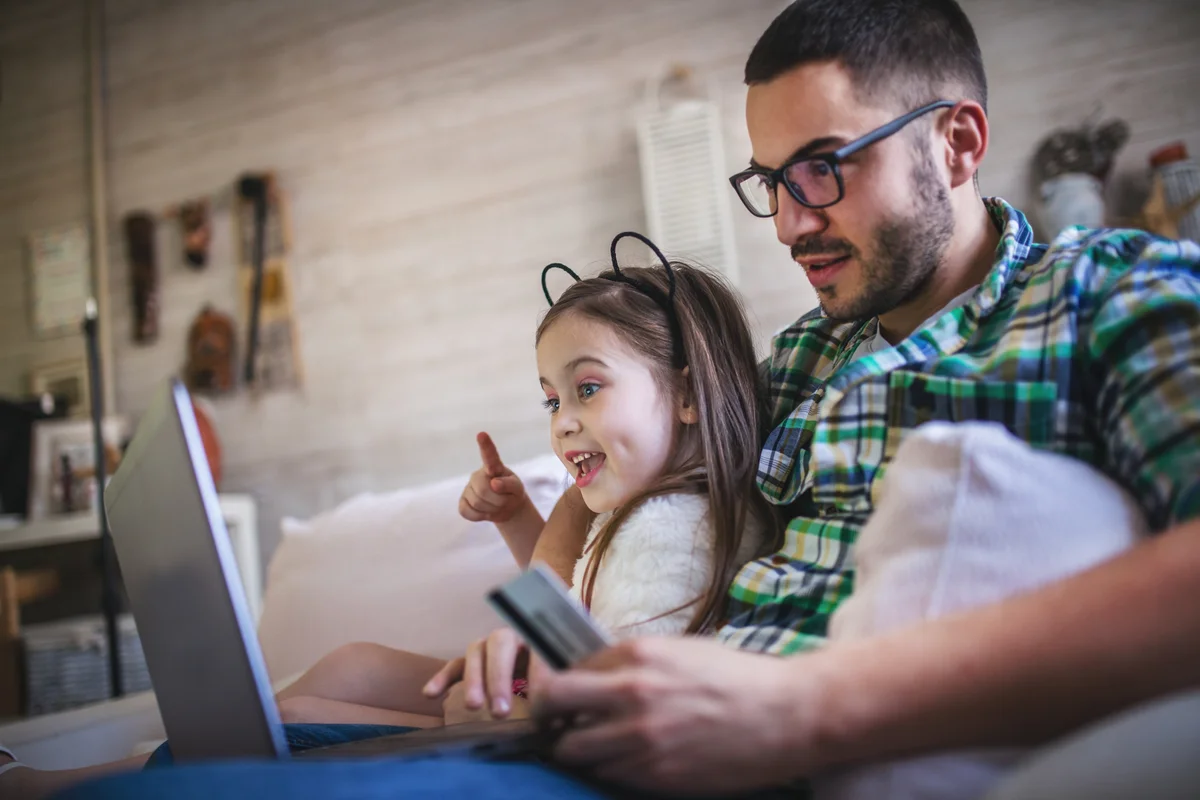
[773,188,828,247]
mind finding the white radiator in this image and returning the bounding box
[636,94,740,285]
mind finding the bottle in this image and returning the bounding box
[1149,142,1200,243]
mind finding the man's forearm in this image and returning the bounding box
[804,517,1200,771]
[530,485,594,584]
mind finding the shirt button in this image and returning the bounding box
[771,554,790,566]
[821,505,838,516]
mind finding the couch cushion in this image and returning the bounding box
[817,421,1149,800]
[256,454,571,681]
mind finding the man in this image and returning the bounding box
[525,0,1200,794]
[46,0,1200,797]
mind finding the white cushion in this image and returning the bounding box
[818,421,1149,800]
[256,454,571,681]
[830,421,1148,642]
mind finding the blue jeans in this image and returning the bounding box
[59,757,616,799]
[143,722,417,766]
[59,723,804,799]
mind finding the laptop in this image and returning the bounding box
[105,379,542,763]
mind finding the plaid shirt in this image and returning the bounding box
[717,198,1200,655]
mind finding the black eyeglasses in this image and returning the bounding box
[728,100,955,218]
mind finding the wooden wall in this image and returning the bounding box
[2,0,1197,565]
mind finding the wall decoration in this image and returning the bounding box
[27,417,128,520]
[179,199,213,269]
[27,225,92,338]
[122,211,159,344]
[1032,116,1129,238]
[184,305,237,395]
[236,172,303,392]
[1140,142,1200,241]
[28,359,90,419]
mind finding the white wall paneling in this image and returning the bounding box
[2,0,1197,567]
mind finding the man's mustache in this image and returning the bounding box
[791,239,854,261]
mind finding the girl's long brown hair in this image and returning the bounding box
[536,263,780,634]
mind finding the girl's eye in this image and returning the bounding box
[542,397,560,414]
[578,383,599,400]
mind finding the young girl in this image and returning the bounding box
[276,239,779,725]
[0,237,777,797]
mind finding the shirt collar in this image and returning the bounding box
[976,196,1037,317]
[820,198,1039,401]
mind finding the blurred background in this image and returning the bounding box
[0,0,1197,717]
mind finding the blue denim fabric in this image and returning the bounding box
[57,757,806,800]
[62,723,806,799]
[59,757,613,799]
[143,723,418,766]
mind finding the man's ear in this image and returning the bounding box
[678,366,699,425]
[941,100,988,190]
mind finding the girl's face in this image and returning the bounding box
[537,313,684,513]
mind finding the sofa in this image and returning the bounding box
[4,440,1198,796]
[0,454,572,769]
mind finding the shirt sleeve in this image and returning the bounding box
[1086,236,1200,530]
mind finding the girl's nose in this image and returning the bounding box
[552,407,581,439]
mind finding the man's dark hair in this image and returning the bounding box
[745,0,987,113]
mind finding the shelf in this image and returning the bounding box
[0,512,100,552]
[0,495,261,620]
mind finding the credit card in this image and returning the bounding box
[486,563,613,670]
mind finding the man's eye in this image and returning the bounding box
[542,398,560,413]
[579,383,599,399]
[805,159,832,178]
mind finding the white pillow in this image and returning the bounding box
[830,421,1148,641]
[818,421,1149,800]
[256,454,571,681]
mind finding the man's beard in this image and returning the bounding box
[802,146,955,323]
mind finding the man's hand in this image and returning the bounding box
[533,637,818,796]
[458,432,530,523]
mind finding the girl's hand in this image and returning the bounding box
[422,626,528,718]
[442,682,533,725]
[458,433,530,523]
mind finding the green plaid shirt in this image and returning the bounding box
[717,198,1200,655]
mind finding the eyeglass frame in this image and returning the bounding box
[728,100,956,217]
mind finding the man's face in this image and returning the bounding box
[745,61,954,321]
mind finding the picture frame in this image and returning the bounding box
[29,359,91,419]
[27,416,129,521]
[27,224,92,339]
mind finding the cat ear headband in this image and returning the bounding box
[540,231,685,368]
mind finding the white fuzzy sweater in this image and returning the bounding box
[567,493,763,639]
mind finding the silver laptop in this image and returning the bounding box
[105,379,289,762]
[105,379,545,763]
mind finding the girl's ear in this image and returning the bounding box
[677,366,699,425]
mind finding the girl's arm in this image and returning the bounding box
[491,498,545,567]
[464,473,590,571]
[530,484,593,583]
[459,432,569,567]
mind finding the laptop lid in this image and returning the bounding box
[105,378,288,762]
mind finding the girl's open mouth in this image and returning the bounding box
[568,451,606,488]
